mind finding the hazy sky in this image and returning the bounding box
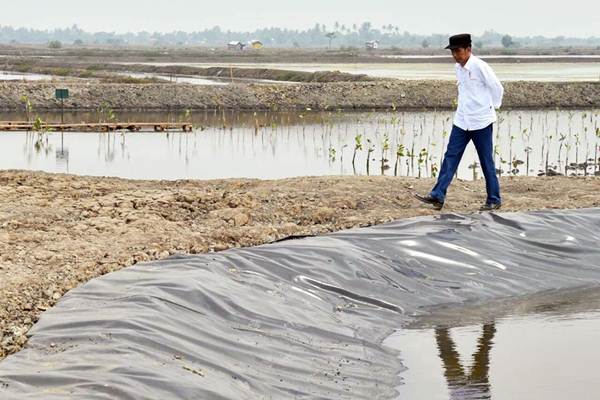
[2,0,598,37]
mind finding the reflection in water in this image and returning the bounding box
[55,133,69,173]
[387,288,600,400]
[435,324,495,399]
[1,109,599,180]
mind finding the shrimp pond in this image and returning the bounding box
[0,109,598,180]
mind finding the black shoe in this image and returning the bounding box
[414,193,444,210]
[480,202,501,211]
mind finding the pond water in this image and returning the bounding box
[0,70,52,81]
[120,62,600,82]
[0,109,598,180]
[119,72,229,85]
[385,288,600,400]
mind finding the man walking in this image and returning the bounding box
[415,33,504,211]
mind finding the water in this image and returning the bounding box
[117,62,600,82]
[385,288,600,400]
[118,72,228,85]
[0,109,598,180]
[0,70,52,81]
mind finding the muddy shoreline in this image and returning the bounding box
[2,80,599,112]
[1,170,599,359]
[3,45,600,64]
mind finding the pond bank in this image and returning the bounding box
[1,171,599,359]
[1,80,599,111]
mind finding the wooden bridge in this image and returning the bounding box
[0,121,194,132]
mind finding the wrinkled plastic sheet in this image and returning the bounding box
[1,208,600,399]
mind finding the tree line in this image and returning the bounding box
[0,23,598,48]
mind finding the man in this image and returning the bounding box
[415,33,504,211]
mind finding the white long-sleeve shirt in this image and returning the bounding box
[453,55,504,131]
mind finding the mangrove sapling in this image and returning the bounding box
[524,146,533,176]
[352,134,363,173]
[494,145,502,176]
[366,139,375,176]
[521,127,531,175]
[97,102,116,124]
[21,95,33,122]
[409,141,416,176]
[430,161,439,178]
[511,158,524,175]
[32,116,44,150]
[440,128,449,161]
[417,148,428,178]
[508,133,516,175]
[558,133,566,169]
[499,156,509,177]
[565,143,572,175]
[340,144,348,170]
[394,143,405,177]
[544,134,553,175]
[328,146,336,163]
[425,137,432,172]
[468,161,480,181]
[574,132,581,172]
[381,133,390,175]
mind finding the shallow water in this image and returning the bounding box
[0,109,598,180]
[385,291,600,400]
[118,62,600,81]
[0,70,52,81]
[118,71,229,85]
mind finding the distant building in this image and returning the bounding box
[249,40,264,49]
[365,40,379,50]
[227,41,245,50]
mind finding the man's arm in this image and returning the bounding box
[480,63,504,109]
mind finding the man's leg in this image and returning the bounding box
[472,124,501,205]
[429,125,471,202]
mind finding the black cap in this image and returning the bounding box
[445,33,472,50]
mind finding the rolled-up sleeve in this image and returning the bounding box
[481,63,504,109]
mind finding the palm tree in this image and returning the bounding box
[325,32,337,49]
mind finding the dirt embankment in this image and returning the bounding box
[8,60,376,83]
[1,171,600,359]
[1,80,599,112]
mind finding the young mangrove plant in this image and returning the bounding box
[381,133,390,175]
[394,143,405,177]
[417,148,428,178]
[328,146,336,163]
[97,102,116,123]
[468,161,479,181]
[366,138,375,175]
[524,146,532,176]
[352,134,363,173]
[21,95,33,122]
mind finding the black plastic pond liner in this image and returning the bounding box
[1,209,600,399]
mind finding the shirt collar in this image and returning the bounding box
[458,55,476,71]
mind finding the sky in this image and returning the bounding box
[1,0,598,37]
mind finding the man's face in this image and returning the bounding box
[451,47,472,65]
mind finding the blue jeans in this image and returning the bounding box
[430,124,501,205]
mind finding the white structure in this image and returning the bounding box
[227,41,245,50]
[365,40,379,50]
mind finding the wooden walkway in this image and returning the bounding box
[0,121,193,132]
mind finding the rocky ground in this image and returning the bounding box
[1,171,599,359]
[1,80,599,112]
